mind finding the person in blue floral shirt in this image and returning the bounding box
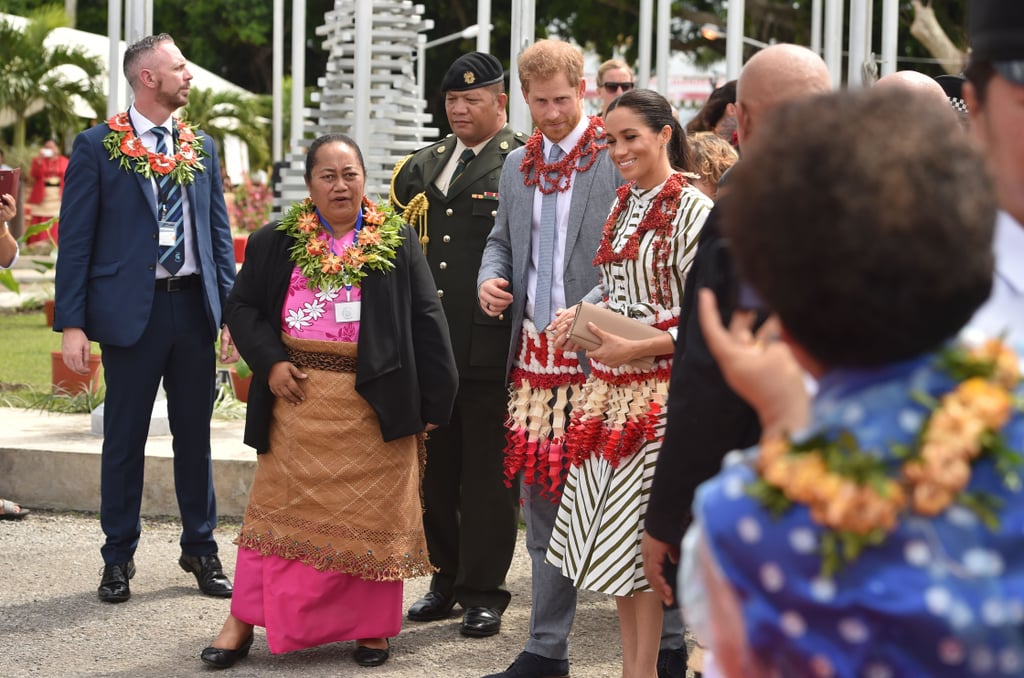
[681,86,1024,678]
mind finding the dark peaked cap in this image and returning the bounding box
[969,0,1024,84]
[442,52,504,92]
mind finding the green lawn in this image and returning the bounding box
[0,309,246,417]
[0,309,63,391]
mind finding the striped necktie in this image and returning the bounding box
[154,126,185,275]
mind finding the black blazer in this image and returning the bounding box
[644,207,762,544]
[225,219,459,452]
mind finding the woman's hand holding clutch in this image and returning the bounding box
[581,325,641,368]
[549,307,581,351]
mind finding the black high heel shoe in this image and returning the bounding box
[200,632,254,669]
[353,638,390,667]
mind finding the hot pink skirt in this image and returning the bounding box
[230,546,403,654]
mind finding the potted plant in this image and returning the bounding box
[51,348,102,395]
[229,357,252,403]
[42,291,55,327]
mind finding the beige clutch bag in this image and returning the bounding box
[567,301,665,369]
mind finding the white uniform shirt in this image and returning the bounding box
[967,210,1024,351]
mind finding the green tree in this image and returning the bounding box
[183,87,270,171]
[71,0,334,95]
[0,4,105,156]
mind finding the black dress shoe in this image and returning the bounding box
[482,651,570,678]
[179,553,233,597]
[200,632,254,669]
[461,606,502,638]
[353,639,390,667]
[98,559,136,603]
[407,590,455,621]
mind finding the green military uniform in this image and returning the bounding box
[390,124,525,615]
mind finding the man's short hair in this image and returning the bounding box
[517,39,584,93]
[596,58,632,86]
[721,88,995,367]
[123,33,174,88]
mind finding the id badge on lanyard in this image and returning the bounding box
[334,284,360,322]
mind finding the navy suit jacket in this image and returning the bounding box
[53,121,235,344]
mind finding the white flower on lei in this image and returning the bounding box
[285,307,311,330]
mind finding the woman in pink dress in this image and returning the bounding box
[200,133,458,669]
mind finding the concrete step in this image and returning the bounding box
[0,406,255,517]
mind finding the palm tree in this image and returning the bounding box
[184,87,270,171]
[0,5,105,156]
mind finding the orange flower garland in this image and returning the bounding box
[101,112,206,185]
[277,196,404,291]
[751,339,1023,577]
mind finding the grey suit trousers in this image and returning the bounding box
[521,476,686,660]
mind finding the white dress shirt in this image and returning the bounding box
[526,114,591,323]
[129,107,198,278]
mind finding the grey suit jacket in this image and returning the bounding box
[477,143,622,378]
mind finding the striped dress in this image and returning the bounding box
[546,175,710,595]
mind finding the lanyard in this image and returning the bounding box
[316,207,363,299]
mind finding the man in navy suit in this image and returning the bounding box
[54,34,237,603]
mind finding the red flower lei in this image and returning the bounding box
[593,172,686,308]
[101,112,206,185]
[519,115,608,194]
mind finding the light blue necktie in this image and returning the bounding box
[534,144,564,329]
[154,126,185,275]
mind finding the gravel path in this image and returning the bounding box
[0,511,637,677]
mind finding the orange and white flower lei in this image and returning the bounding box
[101,112,206,185]
[753,339,1023,577]
[277,196,404,292]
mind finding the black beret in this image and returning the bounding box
[969,0,1024,84]
[442,52,504,92]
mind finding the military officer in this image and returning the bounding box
[390,52,525,638]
